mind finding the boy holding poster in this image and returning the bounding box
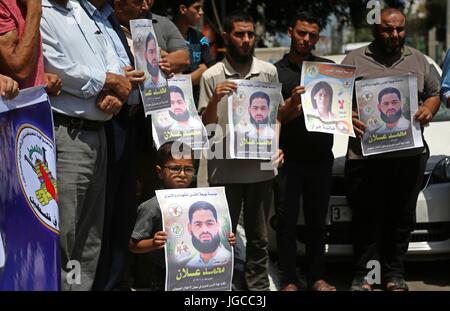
[129,142,235,290]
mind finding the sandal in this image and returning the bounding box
[350,277,373,291]
[384,277,409,291]
[311,279,336,291]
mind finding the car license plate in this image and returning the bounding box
[331,205,352,222]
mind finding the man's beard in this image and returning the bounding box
[380,109,402,124]
[169,110,190,122]
[191,233,221,254]
[250,115,269,127]
[374,32,406,55]
[147,61,159,77]
[228,43,254,64]
[292,41,312,57]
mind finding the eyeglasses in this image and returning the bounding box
[163,165,196,175]
[379,26,405,34]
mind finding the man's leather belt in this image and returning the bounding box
[53,113,104,131]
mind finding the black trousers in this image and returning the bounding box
[274,159,333,286]
[344,152,428,280]
[93,117,137,290]
[213,180,273,291]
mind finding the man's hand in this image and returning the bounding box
[202,81,237,125]
[272,149,285,168]
[96,91,123,115]
[105,72,132,103]
[123,66,145,89]
[0,74,19,99]
[153,231,167,249]
[159,48,189,74]
[290,86,304,110]
[282,86,305,121]
[159,49,173,78]
[352,110,366,137]
[44,73,62,96]
[415,105,433,125]
[228,232,236,247]
[211,81,238,105]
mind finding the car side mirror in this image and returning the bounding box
[431,157,450,183]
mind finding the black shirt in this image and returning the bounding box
[275,54,334,162]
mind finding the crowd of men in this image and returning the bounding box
[0,0,446,291]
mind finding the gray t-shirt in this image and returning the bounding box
[342,43,440,160]
[132,196,165,267]
[146,12,188,53]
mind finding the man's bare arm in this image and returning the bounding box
[0,1,42,83]
[190,64,208,86]
[415,96,440,125]
[160,49,190,76]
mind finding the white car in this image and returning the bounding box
[268,54,450,259]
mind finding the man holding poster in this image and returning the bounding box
[343,8,440,291]
[41,0,132,290]
[273,12,337,292]
[199,11,283,291]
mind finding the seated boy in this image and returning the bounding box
[129,141,235,290]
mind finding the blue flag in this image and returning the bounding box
[0,87,60,291]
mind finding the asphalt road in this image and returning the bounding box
[268,259,450,291]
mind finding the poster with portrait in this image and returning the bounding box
[355,74,423,156]
[151,75,209,150]
[228,80,282,160]
[156,187,233,291]
[130,19,170,116]
[301,61,356,137]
